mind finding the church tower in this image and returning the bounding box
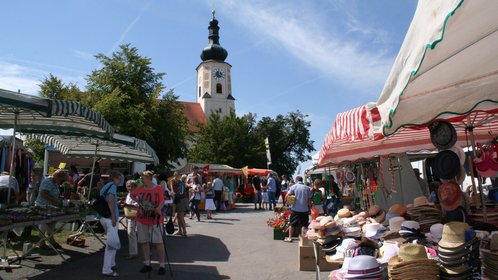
[196,11,235,118]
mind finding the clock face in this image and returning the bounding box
[213,68,225,81]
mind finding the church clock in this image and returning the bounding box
[213,68,225,81]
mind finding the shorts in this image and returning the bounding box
[137,222,164,244]
[290,211,309,228]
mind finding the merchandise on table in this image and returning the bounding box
[388,243,439,280]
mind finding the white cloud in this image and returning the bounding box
[0,61,86,95]
[220,1,394,92]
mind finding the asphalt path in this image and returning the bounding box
[2,204,330,280]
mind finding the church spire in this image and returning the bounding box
[200,10,228,62]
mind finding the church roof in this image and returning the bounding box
[179,102,207,133]
[202,92,212,99]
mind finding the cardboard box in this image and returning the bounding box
[299,234,312,247]
[298,244,341,271]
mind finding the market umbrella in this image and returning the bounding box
[29,133,160,199]
[0,88,115,203]
[376,0,498,137]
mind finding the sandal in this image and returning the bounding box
[284,237,293,243]
[102,271,119,277]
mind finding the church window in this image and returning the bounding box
[216,83,222,94]
[198,87,201,97]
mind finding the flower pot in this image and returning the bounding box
[273,228,286,240]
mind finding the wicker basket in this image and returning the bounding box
[123,205,137,219]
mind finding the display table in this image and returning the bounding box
[0,214,81,265]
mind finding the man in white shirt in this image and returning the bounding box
[212,174,224,211]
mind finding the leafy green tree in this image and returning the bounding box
[86,44,189,166]
[188,110,265,168]
[39,74,86,102]
[254,111,315,176]
[24,138,45,164]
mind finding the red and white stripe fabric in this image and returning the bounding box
[318,108,498,167]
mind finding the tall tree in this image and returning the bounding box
[39,74,86,102]
[86,44,189,166]
[188,110,265,168]
[254,111,315,176]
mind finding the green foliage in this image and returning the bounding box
[24,138,45,164]
[188,110,265,168]
[188,110,314,176]
[254,111,315,176]
[37,45,189,167]
[39,74,86,102]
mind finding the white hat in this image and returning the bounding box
[389,217,405,232]
[377,242,399,264]
[399,220,420,235]
[344,255,383,279]
[363,223,381,238]
[330,239,358,261]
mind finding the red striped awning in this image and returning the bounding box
[318,108,498,167]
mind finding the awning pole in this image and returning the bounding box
[87,142,99,201]
[469,127,487,222]
[7,112,18,204]
[43,146,49,177]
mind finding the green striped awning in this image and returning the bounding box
[0,88,114,138]
[29,133,159,164]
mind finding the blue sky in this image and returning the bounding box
[0,0,418,172]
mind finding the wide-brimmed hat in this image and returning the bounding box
[363,223,381,238]
[413,196,434,207]
[335,208,353,221]
[388,204,407,217]
[388,243,433,268]
[377,242,399,264]
[491,232,498,252]
[368,205,386,223]
[344,255,383,279]
[388,217,405,232]
[398,220,420,235]
[438,181,462,211]
[432,150,461,180]
[426,223,444,243]
[438,222,469,249]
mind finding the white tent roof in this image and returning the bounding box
[377,0,498,136]
[30,133,159,164]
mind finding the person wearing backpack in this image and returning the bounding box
[99,171,121,277]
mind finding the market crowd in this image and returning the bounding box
[1,164,233,277]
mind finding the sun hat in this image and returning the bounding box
[438,222,469,249]
[412,196,434,207]
[338,208,353,218]
[329,238,358,261]
[438,181,462,211]
[426,223,444,243]
[377,242,399,264]
[491,232,498,252]
[388,243,432,268]
[344,255,383,279]
[432,150,461,180]
[319,216,335,227]
[388,204,407,217]
[363,223,381,238]
[399,220,420,234]
[368,205,386,223]
[388,217,405,232]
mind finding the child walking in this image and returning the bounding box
[204,182,216,219]
[124,180,138,259]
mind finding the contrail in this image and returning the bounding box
[107,0,153,56]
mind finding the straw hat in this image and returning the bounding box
[344,255,383,279]
[491,232,498,252]
[388,217,405,232]
[335,208,353,221]
[438,181,462,211]
[388,243,433,267]
[412,196,434,207]
[438,222,469,249]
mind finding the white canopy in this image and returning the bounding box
[30,133,159,165]
[377,0,498,136]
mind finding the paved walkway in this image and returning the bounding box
[3,204,330,280]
